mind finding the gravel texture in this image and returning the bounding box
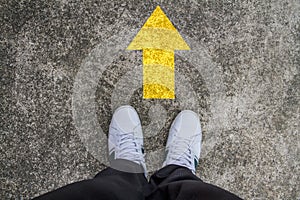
[0,0,299,199]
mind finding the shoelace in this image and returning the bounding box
[117,132,144,163]
[167,135,200,170]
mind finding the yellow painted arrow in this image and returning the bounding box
[127,6,190,99]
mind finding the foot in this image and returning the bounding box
[108,105,146,174]
[163,110,202,174]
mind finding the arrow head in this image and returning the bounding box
[127,6,190,51]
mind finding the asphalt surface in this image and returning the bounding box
[1,0,299,199]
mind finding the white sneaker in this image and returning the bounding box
[163,110,202,174]
[108,105,146,174]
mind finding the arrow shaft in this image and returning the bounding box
[143,49,175,99]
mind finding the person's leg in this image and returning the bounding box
[34,165,147,200]
[144,110,242,200]
[33,106,148,200]
[145,165,241,200]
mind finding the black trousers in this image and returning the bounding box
[34,164,242,200]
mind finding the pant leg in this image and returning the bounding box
[33,160,148,200]
[144,165,242,200]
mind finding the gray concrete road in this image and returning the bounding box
[1,0,299,199]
